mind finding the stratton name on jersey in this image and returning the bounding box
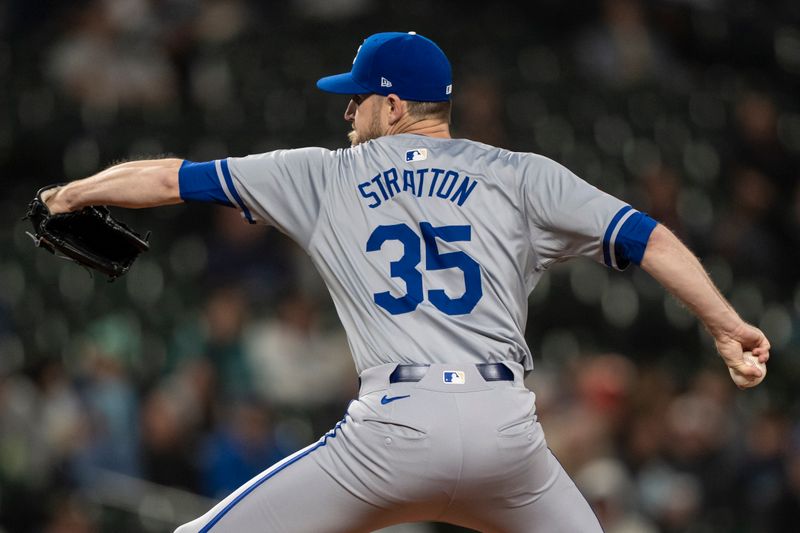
[357,166,479,209]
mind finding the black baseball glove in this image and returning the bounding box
[25,184,150,281]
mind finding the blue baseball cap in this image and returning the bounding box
[317,32,452,102]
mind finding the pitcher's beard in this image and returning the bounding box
[348,111,384,146]
[347,129,360,146]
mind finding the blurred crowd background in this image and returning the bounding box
[1,0,799,532]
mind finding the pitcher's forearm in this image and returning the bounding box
[46,158,184,213]
[640,224,740,338]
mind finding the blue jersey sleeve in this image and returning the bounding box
[519,154,658,271]
[602,207,658,270]
[180,148,334,241]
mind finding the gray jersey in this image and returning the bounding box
[222,134,631,373]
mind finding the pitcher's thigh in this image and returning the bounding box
[491,449,602,533]
[174,443,387,533]
[442,447,602,533]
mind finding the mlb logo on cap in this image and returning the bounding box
[443,371,465,384]
[406,149,427,162]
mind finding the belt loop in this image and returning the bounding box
[389,364,430,383]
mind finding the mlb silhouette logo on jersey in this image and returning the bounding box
[443,371,465,384]
[405,149,428,162]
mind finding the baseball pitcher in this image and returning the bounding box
[39,32,770,532]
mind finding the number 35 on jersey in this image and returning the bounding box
[366,222,483,316]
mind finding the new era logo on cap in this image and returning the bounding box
[405,148,427,162]
[380,77,393,88]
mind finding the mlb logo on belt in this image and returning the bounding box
[406,148,427,162]
[443,371,465,384]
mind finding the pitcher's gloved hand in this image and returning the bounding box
[25,184,150,281]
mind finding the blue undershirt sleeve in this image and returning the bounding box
[178,160,235,207]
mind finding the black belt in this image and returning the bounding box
[389,363,514,383]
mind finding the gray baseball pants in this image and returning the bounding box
[175,363,602,532]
